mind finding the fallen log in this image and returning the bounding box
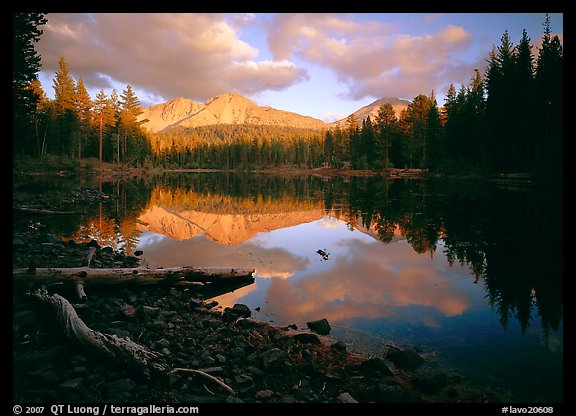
[14,266,255,301]
[14,266,254,283]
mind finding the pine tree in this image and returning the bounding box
[360,116,376,169]
[74,78,93,159]
[484,31,516,172]
[402,94,432,167]
[425,99,443,170]
[534,14,563,175]
[345,113,360,167]
[53,56,76,113]
[375,103,397,169]
[52,56,78,156]
[323,130,335,167]
[28,79,50,156]
[13,12,47,157]
[94,89,120,163]
[511,29,535,170]
[118,84,146,164]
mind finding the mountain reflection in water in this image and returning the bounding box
[15,172,562,402]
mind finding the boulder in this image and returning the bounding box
[306,318,331,335]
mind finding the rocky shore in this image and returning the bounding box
[12,228,513,405]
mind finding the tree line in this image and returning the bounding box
[13,13,562,177]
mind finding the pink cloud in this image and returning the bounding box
[37,13,307,102]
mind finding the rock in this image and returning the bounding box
[59,378,83,390]
[189,298,203,309]
[106,378,136,400]
[256,389,274,400]
[13,238,26,248]
[331,340,347,352]
[120,304,136,319]
[234,373,253,385]
[225,397,245,403]
[292,332,321,344]
[279,395,298,403]
[197,366,224,375]
[360,357,394,376]
[204,300,218,309]
[337,392,358,403]
[261,348,287,369]
[377,383,406,402]
[134,250,143,256]
[73,366,88,376]
[224,303,252,320]
[157,338,170,348]
[412,367,449,393]
[236,318,257,329]
[306,318,331,335]
[34,370,60,384]
[387,346,425,370]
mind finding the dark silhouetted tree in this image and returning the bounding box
[13,12,47,157]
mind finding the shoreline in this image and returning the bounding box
[13,159,562,190]
[12,230,515,404]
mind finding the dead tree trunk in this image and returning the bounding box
[28,288,235,394]
[30,288,167,379]
[14,266,255,300]
[14,266,254,283]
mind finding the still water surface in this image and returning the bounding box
[13,172,563,402]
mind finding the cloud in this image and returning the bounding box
[264,238,472,325]
[37,13,307,104]
[264,14,474,101]
[136,234,309,280]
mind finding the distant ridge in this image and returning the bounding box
[330,97,411,128]
[139,93,328,133]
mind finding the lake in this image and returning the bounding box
[13,171,563,402]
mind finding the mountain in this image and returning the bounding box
[137,204,328,245]
[330,97,411,128]
[139,93,328,133]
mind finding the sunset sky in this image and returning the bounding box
[36,13,563,122]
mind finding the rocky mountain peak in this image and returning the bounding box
[330,97,411,128]
[139,92,328,133]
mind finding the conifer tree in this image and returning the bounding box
[74,78,93,159]
[425,99,443,170]
[13,12,47,157]
[534,14,563,175]
[360,116,375,168]
[375,104,397,169]
[52,56,78,156]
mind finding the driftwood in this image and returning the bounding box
[30,288,167,378]
[14,266,254,283]
[14,266,255,300]
[29,288,235,395]
[169,368,235,395]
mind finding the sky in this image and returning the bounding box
[35,13,563,123]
